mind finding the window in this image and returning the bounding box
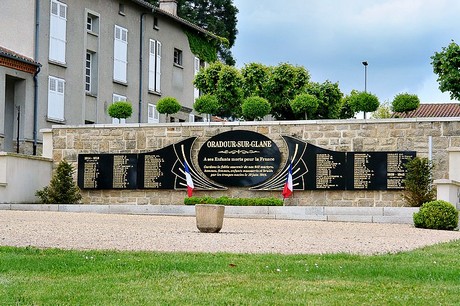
[49,0,67,64]
[114,25,128,83]
[86,12,99,34]
[153,17,159,29]
[174,48,182,66]
[112,94,127,124]
[148,39,161,92]
[148,103,160,123]
[194,56,200,99]
[119,3,125,15]
[48,76,65,121]
[85,52,92,92]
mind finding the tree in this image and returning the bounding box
[108,101,133,121]
[431,41,460,101]
[339,90,358,119]
[290,93,319,120]
[241,96,271,121]
[241,63,270,98]
[156,97,181,121]
[307,81,343,119]
[215,65,244,118]
[392,93,420,114]
[371,101,393,119]
[35,160,82,204]
[193,94,220,121]
[348,91,380,119]
[149,0,238,65]
[403,157,436,207]
[194,62,243,119]
[264,63,310,120]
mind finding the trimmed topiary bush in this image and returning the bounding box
[184,196,283,206]
[413,200,458,230]
[156,97,181,120]
[241,96,271,121]
[108,101,133,120]
[392,92,420,113]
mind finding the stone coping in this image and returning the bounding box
[42,117,460,130]
[0,152,52,162]
[0,204,419,224]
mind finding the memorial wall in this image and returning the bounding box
[48,118,460,207]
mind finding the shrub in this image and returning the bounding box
[241,96,271,121]
[194,94,220,115]
[108,101,133,119]
[184,196,283,206]
[349,91,380,114]
[392,92,420,113]
[35,160,82,204]
[413,200,458,230]
[403,157,436,207]
[290,93,319,120]
[156,97,181,117]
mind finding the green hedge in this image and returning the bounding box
[184,196,283,206]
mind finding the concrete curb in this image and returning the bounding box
[0,204,419,224]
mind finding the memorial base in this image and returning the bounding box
[195,204,225,233]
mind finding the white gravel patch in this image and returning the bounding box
[1,210,460,255]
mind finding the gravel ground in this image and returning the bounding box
[1,210,460,255]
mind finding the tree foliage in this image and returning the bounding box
[403,157,436,207]
[392,93,420,113]
[306,81,343,119]
[108,101,133,119]
[156,97,181,117]
[194,62,243,118]
[349,91,380,118]
[149,0,238,65]
[290,93,319,120]
[35,160,82,204]
[431,41,460,101]
[241,96,271,121]
[371,101,393,119]
[241,63,270,98]
[193,94,220,115]
[264,63,310,120]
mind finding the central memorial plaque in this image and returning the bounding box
[198,130,281,187]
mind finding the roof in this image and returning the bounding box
[394,103,460,118]
[0,46,40,67]
[130,0,221,41]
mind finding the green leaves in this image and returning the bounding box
[392,93,420,113]
[431,41,460,101]
[35,160,82,204]
[414,200,458,230]
[241,96,271,121]
[107,101,133,120]
[156,97,181,116]
[403,157,436,207]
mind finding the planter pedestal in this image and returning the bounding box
[195,204,225,233]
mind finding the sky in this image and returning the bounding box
[231,0,460,104]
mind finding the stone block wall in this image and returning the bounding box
[47,118,460,207]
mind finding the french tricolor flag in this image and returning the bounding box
[184,161,194,197]
[282,162,293,199]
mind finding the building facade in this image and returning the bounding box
[0,0,213,155]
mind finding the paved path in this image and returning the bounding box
[1,210,460,255]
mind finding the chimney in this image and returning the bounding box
[159,0,178,16]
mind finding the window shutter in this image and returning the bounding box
[155,41,162,92]
[113,26,128,83]
[48,77,65,120]
[194,57,200,99]
[148,40,155,91]
[49,0,67,63]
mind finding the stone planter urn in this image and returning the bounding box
[195,204,225,233]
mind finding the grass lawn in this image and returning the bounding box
[1,240,460,305]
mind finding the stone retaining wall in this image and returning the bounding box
[46,118,460,207]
